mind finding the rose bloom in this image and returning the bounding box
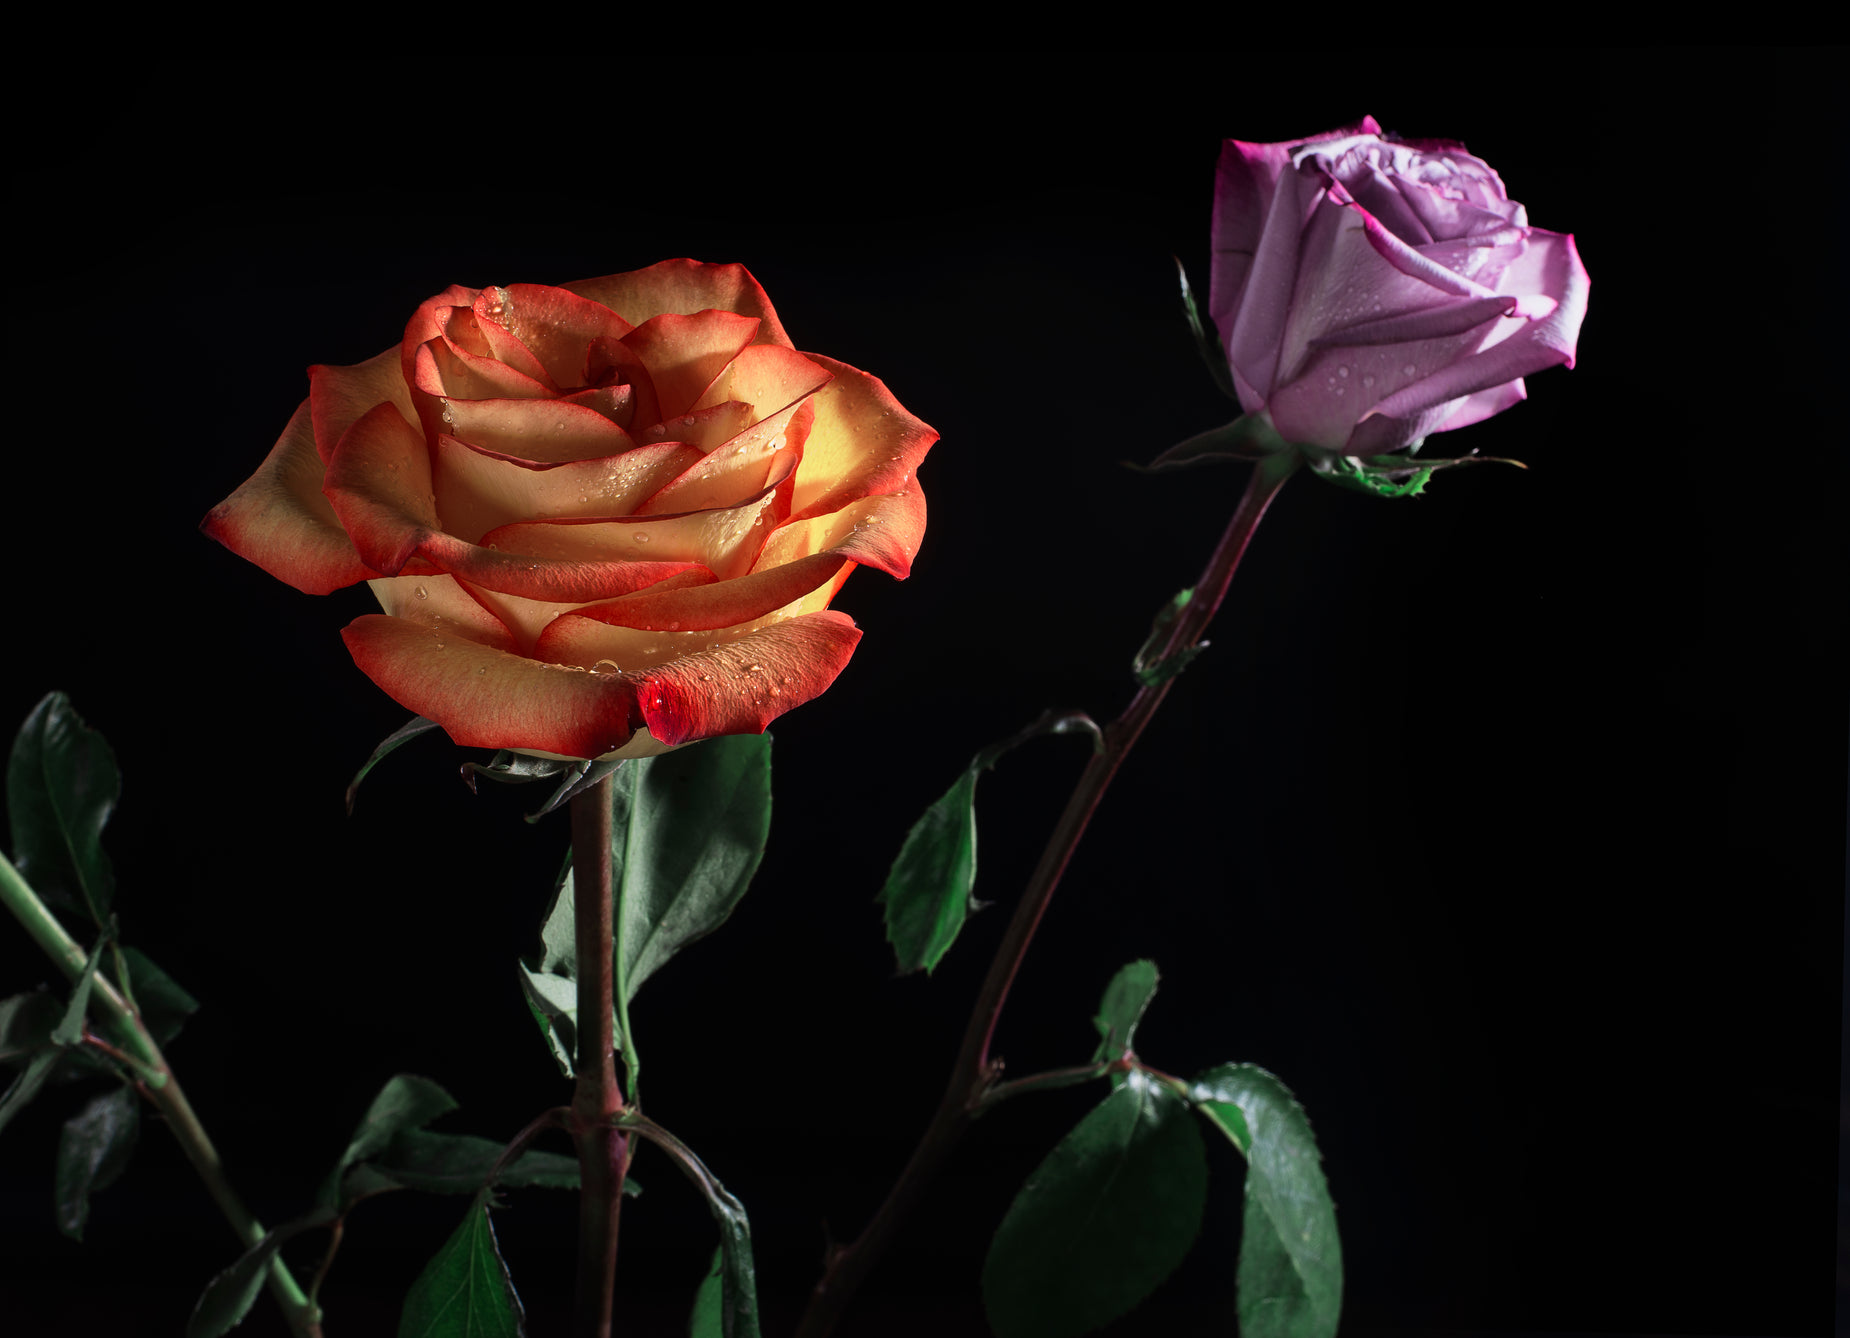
[205,260,935,760]
[1211,115,1589,455]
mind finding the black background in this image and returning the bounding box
[5,49,1842,1338]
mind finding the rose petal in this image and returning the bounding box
[757,486,927,581]
[637,402,807,517]
[399,285,483,390]
[413,337,553,404]
[621,310,761,423]
[477,283,635,390]
[325,402,703,600]
[635,402,756,453]
[482,477,780,582]
[341,613,662,759]
[458,568,715,654]
[202,401,384,595]
[437,396,640,465]
[786,354,937,523]
[368,573,519,652]
[471,287,557,389]
[636,611,862,747]
[562,259,794,350]
[433,436,703,543]
[309,348,417,464]
[539,610,863,747]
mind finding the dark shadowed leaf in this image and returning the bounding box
[1140,412,1291,473]
[1176,257,1240,401]
[319,1075,458,1208]
[398,1192,525,1338]
[6,693,120,923]
[983,1071,1207,1338]
[122,947,200,1047]
[188,1210,335,1338]
[0,1048,60,1135]
[1191,1063,1342,1338]
[367,1128,619,1196]
[877,765,981,975]
[688,1246,723,1337]
[1091,960,1159,1064]
[347,715,443,814]
[55,1084,140,1239]
[0,990,60,1065]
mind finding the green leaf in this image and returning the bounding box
[1140,412,1293,473]
[366,1129,619,1197]
[7,692,120,924]
[877,765,981,975]
[0,1048,61,1135]
[516,964,579,1078]
[122,947,200,1047]
[0,990,61,1065]
[1190,1064,1342,1338]
[347,715,443,815]
[1090,960,1159,1065]
[320,1075,459,1209]
[877,712,1101,976]
[610,735,771,1001]
[698,1175,760,1338]
[398,1191,525,1338]
[55,1084,140,1239]
[1175,257,1240,402]
[982,1071,1207,1338]
[189,1210,334,1338]
[687,1246,723,1338]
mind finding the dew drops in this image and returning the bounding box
[633,532,651,545]
[1362,374,1376,388]
[1337,365,1350,378]
[593,659,622,673]
[476,666,486,675]
[414,586,428,600]
[1402,364,1418,377]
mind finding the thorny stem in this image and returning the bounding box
[795,451,1301,1338]
[0,851,324,1338]
[569,773,632,1338]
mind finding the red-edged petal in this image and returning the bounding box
[563,551,850,633]
[637,402,806,517]
[756,485,927,581]
[690,344,833,421]
[202,401,381,595]
[341,613,660,759]
[399,285,483,389]
[458,568,714,655]
[786,354,938,523]
[368,573,519,652]
[438,395,640,465]
[635,401,755,453]
[322,401,443,575]
[476,283,635,390]
[535,610,862,746]
[472,287,557,389]
[433,436,704,543]
[636,611,861,746]
[482,475,779,582]
[414,337,553,404]
[561,260,794,350]
[621,310,760,422]
[309,347,415,464]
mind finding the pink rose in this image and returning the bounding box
[1211,116,1589,455]
[204,260,935,760]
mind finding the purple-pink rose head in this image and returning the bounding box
[1210,115,1589,457]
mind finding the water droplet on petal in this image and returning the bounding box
[633,532,651,545]
[1403,364,1418,377]
[1337,365,1350,378]
[414,586,428,600]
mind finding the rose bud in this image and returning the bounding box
[205,260,936,760]
[1210,116,1589,457]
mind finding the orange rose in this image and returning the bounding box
[204,260,935,759]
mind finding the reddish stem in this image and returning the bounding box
[570,774,632,1338]
[794,451,1299,1338]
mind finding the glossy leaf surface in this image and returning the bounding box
[688,1247,723,1338]
[55,1084,140,1239]
[1091,959,1159,1063]
[397,1192,525,1338]
[983,1071,1207,1338]
[1191,1063,1342,1338]
[6,692,120,923]
[877,765,981,975]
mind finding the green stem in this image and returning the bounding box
[569,773,631,1338]
[794,450,1301,1338]
[0,851,323,1338]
